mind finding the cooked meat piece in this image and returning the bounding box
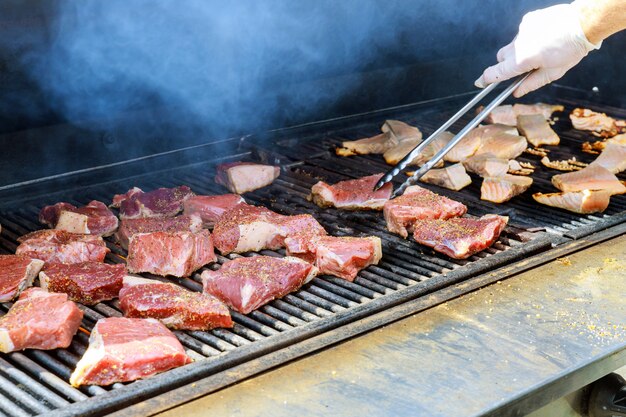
[517,114,560,147]
[570,108,626,138]
[533,190,612,214]
[119,276,232,330]
[40,201,118,237]
[112,186,194,219]
[127,230,216,277]
[39,262,126,305]
[183,194,245,228]
[0,288,82,353]
[582,134,626,153]
[310,174,393,210]
[116,215,203,250]
[284,234,382,281]
[481,175,533,203]
[474,133,527,160]
[419,163,472,191]
[463,153,509,178]
[202,256,318,314]
[0,255,44,302]
[215,162,280,194]
[337,120,422,156]
[69,317,191,387]
[552,165,626,195]
[383,185,467,238]
[485,103,564,126]
[441,132,482,163]
[589,142,626,174]
[385,131,452,167]
[412,214,508,259]
[212,204,326,255]
[16,230,109,265]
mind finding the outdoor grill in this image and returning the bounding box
[0,82,624,416]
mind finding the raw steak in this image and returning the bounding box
[183,194,245,228]
[480,175,533,203]
[412,214,508,259]
[119,276,232,330]
[127,230,216,277]
[0,255,44,302]
[419,163,472,191]
[552,165,626,195]
[116,215,203,250]
[112,186,194,219]
[0,288,83,353]
[310,174,393,210]
[517,114,560,147]
[533,190,612,214]
[384,185,467,238]
[215,162,280,194]
[284,234,382,281]
[39,262,126,305]
[202,256,318,314]
[39,200,118,237]
[212,204,326,255]
[16,230,109,264]
[69,317,191,386]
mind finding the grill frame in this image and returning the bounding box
[0,85,624,416]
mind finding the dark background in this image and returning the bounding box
[0,0,624,186]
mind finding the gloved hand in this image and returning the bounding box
[474,3,601,97]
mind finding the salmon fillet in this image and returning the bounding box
[533,190,612,214]
[481,175,533,203]
[552,165,626,195]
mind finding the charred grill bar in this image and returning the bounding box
[0,86,624,416]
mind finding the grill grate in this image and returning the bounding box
[0,87,624,416]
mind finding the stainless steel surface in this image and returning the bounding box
[157,234,626,417]
[381,73,530,198]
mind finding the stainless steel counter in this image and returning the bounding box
[157,234,626,417]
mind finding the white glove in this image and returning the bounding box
[474,3,601,97]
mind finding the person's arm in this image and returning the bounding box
[475,0,626,97]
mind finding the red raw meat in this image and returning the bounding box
[116,215,203,250]
[0,255,44,302]
[412,214,508,259]
[212,204,326,255]
[0,288,83,353]
[215,162,280,194]
[201,256,318,314]
[112,186,195,219]
[310,174,393,210]
[16,230,109,265]
[69,317,191,386]
[127,230,216,277]
[284,234,382,281]
[39,200,119,236]
[39,262,126,305]
[383,185,467,238]
[119,276,232,330]
[183,194,245,228]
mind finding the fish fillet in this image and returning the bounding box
[338,120,422,156]
[570,108,625,138]
[485,103,563,126]
[481,175,533,203]
[419,163,472,191]
[552,165,626,195]
[533,190,612,214]
[517,114,560,147]
[589,143,626,174]
[463,153,509,178]
[384,131,451,167]
[474,133,527,160]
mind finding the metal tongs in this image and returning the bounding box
[374,73,532,198]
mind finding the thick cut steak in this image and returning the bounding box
[412,214,508,259]
[116,215,203,250]
[39,200,118,236]
[0,255,44,302]
[0,288,83,353]
[112,186,195,219]
[16,230,109,265]
[310,174,393,210]
[119,276,232,330]
[201,256,318,314]
[127,230,216,277]
[39,262,126,305]
[69,317,191,386]
[215,162,280,194]
[183,194,245,228]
